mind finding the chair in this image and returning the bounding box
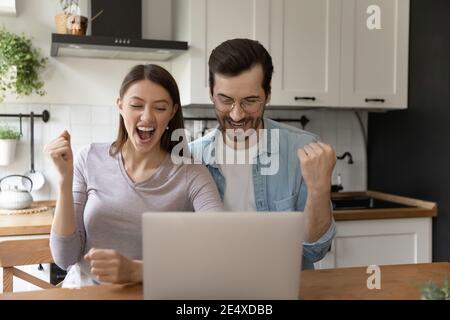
[0,238,56,292]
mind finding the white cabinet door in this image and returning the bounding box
[270,0,341,107]
[173,0,270,106]
[315,218,432,269]
[173,0,409,109]
[340,0,409,109]
[0,0,16,16]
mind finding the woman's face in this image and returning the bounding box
[117,79,177,154]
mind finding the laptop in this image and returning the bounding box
[142,211,305,300]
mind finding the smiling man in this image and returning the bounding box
[189,38,337,269]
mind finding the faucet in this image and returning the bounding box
[337,152,354,164]
[331,173,344,192]
[331,152,354,192]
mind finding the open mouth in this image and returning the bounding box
[227,120,247,129]
[136,126,155,143]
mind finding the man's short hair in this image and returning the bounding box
[208,38,274,98]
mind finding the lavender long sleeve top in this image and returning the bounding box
[49,143,223,286]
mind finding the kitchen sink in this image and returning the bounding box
[331,196,417,211]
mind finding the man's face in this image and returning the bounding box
[211,64,270,141]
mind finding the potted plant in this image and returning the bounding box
[55,0,79,34]
[421,277,450,300]
[0,124,20,166]
[0,27,47,103]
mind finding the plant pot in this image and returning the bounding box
[66,15,88,36]
[0,139,17,166]
[55,13,69,34]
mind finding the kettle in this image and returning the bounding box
[0,175,34,210]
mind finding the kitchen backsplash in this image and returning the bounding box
[0,104,367,200]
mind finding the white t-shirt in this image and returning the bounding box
[220,162,255,211]
[217,133,259,211]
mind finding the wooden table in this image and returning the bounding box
[1,263,448,300]
[0,200,55,236]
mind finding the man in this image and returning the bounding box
[189,38,336,269]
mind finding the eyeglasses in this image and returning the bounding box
[213,96,264,113]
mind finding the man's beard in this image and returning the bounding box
[215,114,263,150]
[216,114,264,136]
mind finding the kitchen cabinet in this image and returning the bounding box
[172,0,270,106]
[314,217,432,269]
[0,0,16,16]
[173,0,409,109]
[269,0,341,107]
[340,0,409,109]
[270,0,409,109]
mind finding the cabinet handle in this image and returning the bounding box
[365,98,385,103]
[295,96,316,101]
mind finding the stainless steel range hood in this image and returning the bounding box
[51,33,188,61]
[50,0,188,61]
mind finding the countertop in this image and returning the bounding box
[331,190,437,221]
[0,200,56,236]
[1,262,448,300]
[0,192,438,236]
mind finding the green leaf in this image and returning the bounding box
[0,26,47,103]
[0,124,20,139]
[421,278,450,300]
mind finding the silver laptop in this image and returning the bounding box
[142,211,305,300]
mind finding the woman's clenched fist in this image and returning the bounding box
[44,130,73,183]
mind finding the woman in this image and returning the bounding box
[45,64,223,287]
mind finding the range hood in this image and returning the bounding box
[50,0,188,61]
[50,33,188,61]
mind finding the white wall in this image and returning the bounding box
[0,103,120,201]
[142,0,172,40]
[0,0,171,106]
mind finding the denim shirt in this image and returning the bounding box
[189,118,336,269]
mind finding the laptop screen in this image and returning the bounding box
[142,211,305,300]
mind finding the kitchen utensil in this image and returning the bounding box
[66,15,88,35]
[19,113,23,137]
[0,175,34,210]
[23,112,45,191]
